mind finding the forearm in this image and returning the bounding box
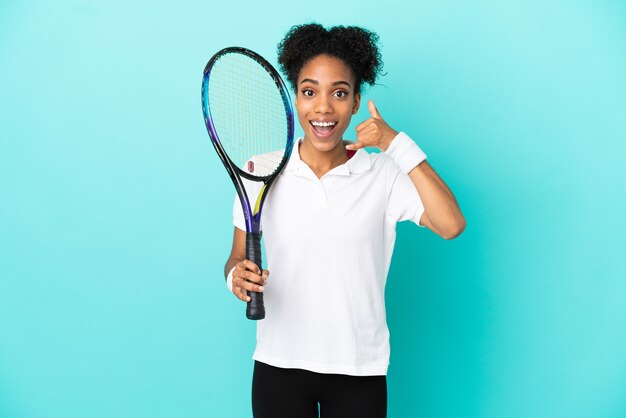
[383,130,465,239]
[408,161,465,238]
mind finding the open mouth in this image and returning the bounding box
[310,120,338,138]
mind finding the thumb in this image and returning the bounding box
[368,99,382,119]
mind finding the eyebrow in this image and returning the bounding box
[299,78,351,87]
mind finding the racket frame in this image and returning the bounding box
[201,46,295,319]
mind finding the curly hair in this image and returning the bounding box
[277,23,383,94]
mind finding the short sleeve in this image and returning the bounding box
[386,165,426,227]
[232,193,247,231]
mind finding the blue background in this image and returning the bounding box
[1,1,625,417]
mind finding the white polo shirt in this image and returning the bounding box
[232,132,425,376]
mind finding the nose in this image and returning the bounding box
[314,93,333,114]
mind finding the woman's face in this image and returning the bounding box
[295,54,361,153]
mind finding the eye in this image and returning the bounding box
[301,89,314,97]
[334,90,349,98]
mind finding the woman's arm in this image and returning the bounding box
[224,227,246,278]
[349,99,466,240]
[408,161,465,239]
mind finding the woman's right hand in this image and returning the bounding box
[231,259,269,303]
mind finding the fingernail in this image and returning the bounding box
[246,297,251,301]
[259,286,265,291]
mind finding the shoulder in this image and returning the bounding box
[355,150,404,196]
[366,150,403,177]
[244,149,286,176]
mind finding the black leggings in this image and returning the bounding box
[252,361,387,418]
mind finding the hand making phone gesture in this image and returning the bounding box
[347,100,399,152]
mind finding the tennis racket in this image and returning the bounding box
[201,47,295,320]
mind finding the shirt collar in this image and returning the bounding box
[285,138,372,177]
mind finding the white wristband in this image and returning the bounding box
[226,266,235,292]
[384,132,427,173]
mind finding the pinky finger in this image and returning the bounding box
[235,288,251,302]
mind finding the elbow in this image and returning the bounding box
[441,215,466,240]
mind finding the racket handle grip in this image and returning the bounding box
[245,232,265,320]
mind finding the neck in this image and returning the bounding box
[299,137,349,178]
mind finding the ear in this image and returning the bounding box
[352,92,361,115]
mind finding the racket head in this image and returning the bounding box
[202,47,295,183]
[201,47,295,233]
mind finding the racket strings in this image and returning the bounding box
[207,53,290,176]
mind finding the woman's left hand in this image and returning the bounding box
[346,100,398,152]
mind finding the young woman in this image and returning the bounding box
[223,23,466,418]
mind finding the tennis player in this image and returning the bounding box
[224,23,466,418]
